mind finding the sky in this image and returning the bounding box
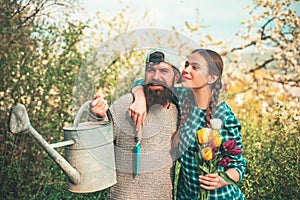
[71,0,300,98]
[78,0,255,46]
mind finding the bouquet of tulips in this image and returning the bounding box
[195,118,242,200]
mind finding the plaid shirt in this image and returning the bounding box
[132,81,246,199]
[174,87,246,200]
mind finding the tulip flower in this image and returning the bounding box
[209,130,222,148]
[210,141,218,153]
[195,126,241,200]
[218,157,230,167]
[213,135,222,148]
[197,128,209,144]
[210,118,222,129]
[229,147,242,156]
[201,146,213,161]
[223,140,236,152]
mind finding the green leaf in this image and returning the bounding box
[195,154,210,174]
[218,171,238,187]
[195,153,201,166]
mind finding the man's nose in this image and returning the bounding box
[152,71,162,81]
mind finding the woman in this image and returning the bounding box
[130,49,246,200]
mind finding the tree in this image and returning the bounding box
[225,0,299,102]
[0,0,88,199]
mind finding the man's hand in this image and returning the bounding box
[90,94,109,117]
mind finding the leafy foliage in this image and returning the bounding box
[236,101,299,200]
[0,0,95,199]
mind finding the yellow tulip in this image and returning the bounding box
[210,129,222,148]
[201,146,213,161]
[213,135,222,148]
[197,128,209,144]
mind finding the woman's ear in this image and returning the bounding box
[207,75,219,85]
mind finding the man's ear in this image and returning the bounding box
[207,75,219,85]
[174,73,181,84]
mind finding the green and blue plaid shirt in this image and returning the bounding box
[132,81,246,200]
[174,87,246,200]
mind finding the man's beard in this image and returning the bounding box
[143,82,173,111]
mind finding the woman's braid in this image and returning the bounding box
[205,77,222,128]
[171,95,193,157]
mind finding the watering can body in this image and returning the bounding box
[9,101,117,193]
[63,120,117,193]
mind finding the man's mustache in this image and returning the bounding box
[144,80,169,90]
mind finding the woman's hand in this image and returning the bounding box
[128,86,147,131]
[199,173,229,190]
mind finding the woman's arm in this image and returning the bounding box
[200,103,246,190]
[129,80,147,131]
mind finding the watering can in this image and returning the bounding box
[9,101,117,193]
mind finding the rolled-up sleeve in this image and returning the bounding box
[218,104,246,181]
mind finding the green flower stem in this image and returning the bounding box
[198,187,209,200]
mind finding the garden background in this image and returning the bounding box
[0,0,299,199]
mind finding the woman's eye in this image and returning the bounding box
[184,62,189,68]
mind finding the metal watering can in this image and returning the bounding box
[9,101,117,193]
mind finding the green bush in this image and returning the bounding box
[239,102,299,200]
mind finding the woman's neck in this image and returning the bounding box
[192,86,211,110]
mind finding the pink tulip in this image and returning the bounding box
[218,157,230,167]
[230,147,242,156]
[223,140,236,152]
[210,141,218,153]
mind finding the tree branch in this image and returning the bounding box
[230,41,257,52]
[261,17,274,39]
[262,77,300,87]
[249,58,274,73]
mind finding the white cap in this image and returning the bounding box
[145,47,180,72]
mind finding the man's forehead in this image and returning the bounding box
[147,62,173,69]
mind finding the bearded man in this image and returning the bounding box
[89,47,181,200]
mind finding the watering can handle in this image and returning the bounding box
[73,100,113,128]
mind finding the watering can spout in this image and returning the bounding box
[9,104,81,185]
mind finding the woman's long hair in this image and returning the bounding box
[171,49,224,157]
[191,49,223,128]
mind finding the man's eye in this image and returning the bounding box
[147,68,155,72]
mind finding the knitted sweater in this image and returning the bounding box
[108,93,179,200]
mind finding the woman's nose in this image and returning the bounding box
[182,67,190,75]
